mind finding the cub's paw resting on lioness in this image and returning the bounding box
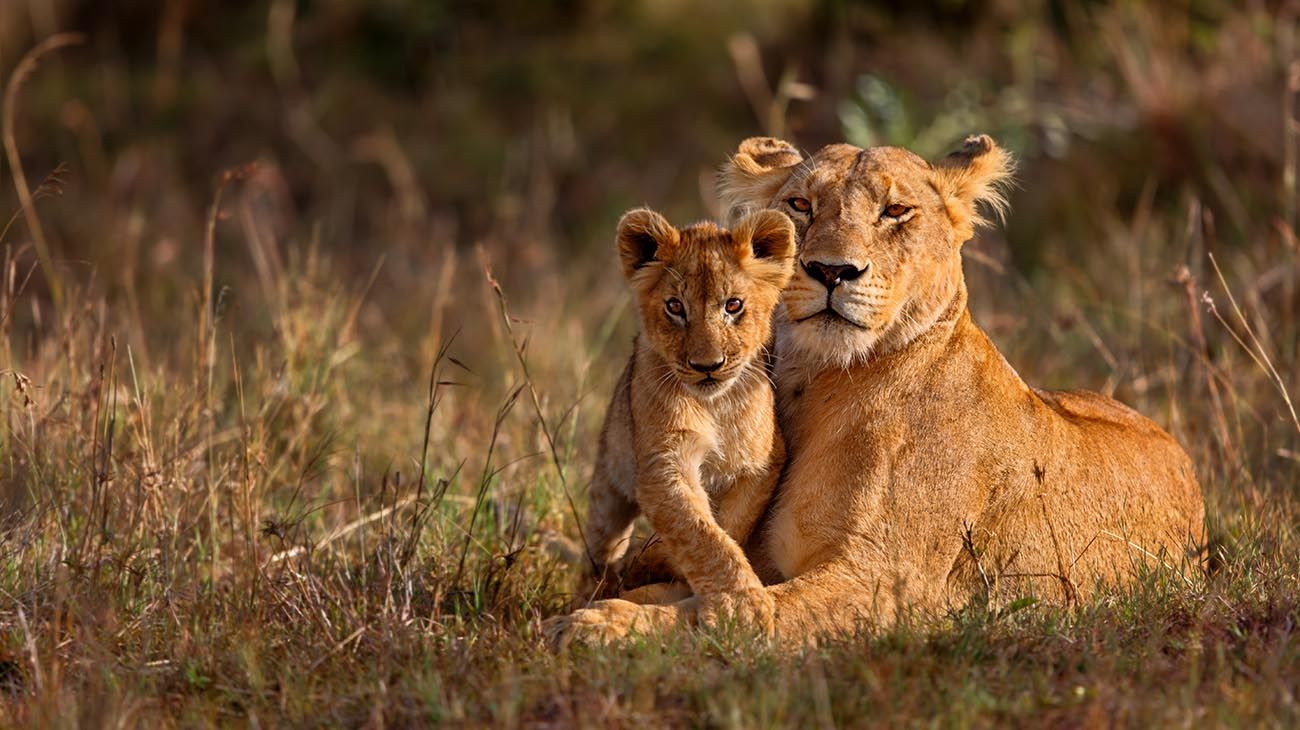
[697,588,775,637]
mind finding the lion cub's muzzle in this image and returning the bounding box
[678,358,745,397]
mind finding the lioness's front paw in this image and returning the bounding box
[542,599,656,650]
[697,588,775,636]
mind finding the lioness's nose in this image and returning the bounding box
[803,261,864,290]
[688,358,725,373]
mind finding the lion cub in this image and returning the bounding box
[582,207,795,628]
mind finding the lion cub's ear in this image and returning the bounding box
[719,137,804,225]
[732,209,796,289]
[932,134,1015,243]
[616,208,679,281]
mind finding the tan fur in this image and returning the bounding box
[575,208,796,633]
[550,135,1205,648]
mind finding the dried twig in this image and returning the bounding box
[484,265,595,571]
[2,33,84,310]
[1174,263,1238,468]
[1205,253,1300,437]
[452,385,524,589]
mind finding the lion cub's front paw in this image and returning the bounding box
[697,588,775,637]
[542,599,655,650]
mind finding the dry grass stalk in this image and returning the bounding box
[2,33,83,310]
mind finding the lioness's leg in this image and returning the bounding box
[544,598,690,649]
[618,581,692,605]
[551,560,892,647]
[764,561,899,642]
[663,561,894,644]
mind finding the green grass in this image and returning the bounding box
[0,1,1298,726]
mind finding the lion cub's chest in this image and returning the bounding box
[629,369,776,495]
[682,386,775,496]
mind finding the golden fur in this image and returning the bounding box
[549,135,1205,647]
[563,208,796,636]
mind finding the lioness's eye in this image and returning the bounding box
[725,298,744,315]
[665,298,685,317]
[882,203,912,220]
[786,197,812,214]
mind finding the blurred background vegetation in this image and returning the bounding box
[2,1,1295,390]
[9,1,1296,303]
[0,0,1298,724]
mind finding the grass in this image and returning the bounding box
[0,0,1298,726]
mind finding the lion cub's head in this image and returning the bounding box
[616,208,796,399]
[720,135,1014,368]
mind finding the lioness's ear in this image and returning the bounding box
[719,137,804,225]
[932,134,1015,243]
[732,209,796,288]
[616,208,678,280]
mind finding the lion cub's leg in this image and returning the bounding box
[637,435,773,632]
[710,464,783,606]
[584,470,639,572]
[572,479,639,605]
[583,358,641,572]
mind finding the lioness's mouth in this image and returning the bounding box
[794,308,869,330]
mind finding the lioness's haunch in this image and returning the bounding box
[561,208,796,639]
[550,135,1205,647]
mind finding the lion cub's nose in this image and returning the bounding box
[803,261,864,290]
[688,358,725,373]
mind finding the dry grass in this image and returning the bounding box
[0,1,1297,726]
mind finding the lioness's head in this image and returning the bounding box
[720,135,1013,368]
[616,208,796,398]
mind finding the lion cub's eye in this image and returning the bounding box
[882,203,912,220]
[786,197,812,214]
[665,298,685,317]
[724,298,744,315]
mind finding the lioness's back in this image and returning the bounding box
[1034,387,1198,484]
[1034,388,1157,431]
[1033,386,1204,547]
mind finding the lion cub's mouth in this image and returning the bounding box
[683,372,735,397]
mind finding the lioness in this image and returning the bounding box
[575,208,795,631]
[549,135,1205,646]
